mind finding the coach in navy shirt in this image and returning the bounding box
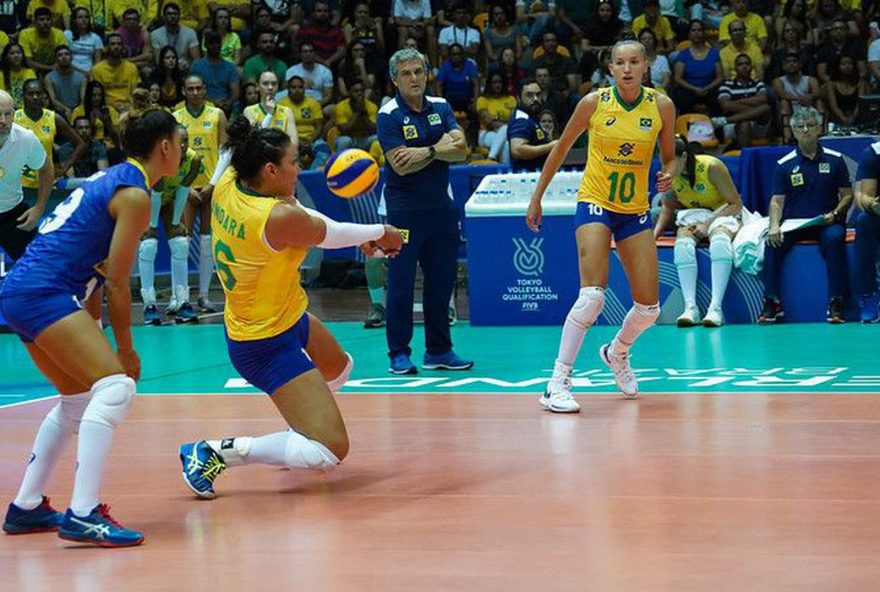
[376,48,474,375]
[759,107,853,324]
[507,79,557,171]
[853,141,880,322]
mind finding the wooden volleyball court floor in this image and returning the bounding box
[2,321,880,591]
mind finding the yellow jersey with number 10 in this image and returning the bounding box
[212,167,309,341]
[578,86,662,214]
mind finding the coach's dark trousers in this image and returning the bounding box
[0,202,38,262]
[385,205,459,359]
[763,223,846,301]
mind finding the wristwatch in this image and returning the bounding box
[427,146,436,160]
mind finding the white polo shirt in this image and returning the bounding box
[0,123,47,213]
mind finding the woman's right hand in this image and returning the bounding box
[375,224,404,256]
[526,199,543,232]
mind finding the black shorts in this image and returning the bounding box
[0,202,38,262]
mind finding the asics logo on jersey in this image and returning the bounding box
[618,143,635,157]
[70,516,111,540]
[605,117,616,126]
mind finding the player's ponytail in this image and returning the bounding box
[225,115,291,184]
[674,135,701,189]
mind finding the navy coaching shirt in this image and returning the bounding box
[377,93,459,212]
[773,146,850,219]
[507,108,550,172]
[856,141,880,182]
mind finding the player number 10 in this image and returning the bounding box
[607,172,636,203]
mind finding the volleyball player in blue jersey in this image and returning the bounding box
[1,109,182,547]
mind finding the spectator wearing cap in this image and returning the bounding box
[190,30,240,113]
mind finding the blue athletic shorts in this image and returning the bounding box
[226,313,315,394]
[574,202,651,242]
[0,291,84,343]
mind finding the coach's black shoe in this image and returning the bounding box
[827,297,845,324]
[757,298,783,324]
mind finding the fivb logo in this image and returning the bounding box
[512,237,544,276]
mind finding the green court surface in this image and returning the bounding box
[0,322,875,406]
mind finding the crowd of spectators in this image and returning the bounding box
[1,0,878,176]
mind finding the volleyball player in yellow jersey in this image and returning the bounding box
[526,40,677,412]
[175,74,228,313]
[243,71,298,146]
[15,80,84,202]
[179,117,403,499]
[138,126,203,325]
[653,138,743,328]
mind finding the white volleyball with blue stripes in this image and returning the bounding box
[324,148,379,199]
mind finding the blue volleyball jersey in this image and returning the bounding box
[1,160,151,300]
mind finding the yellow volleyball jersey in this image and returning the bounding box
[155,148,198,203]
[243,103,293,133]
[14,108,55,189]
[212,167,309,341]
[174,105,221,187]
[579,86,663,214]
[671,154,726,210]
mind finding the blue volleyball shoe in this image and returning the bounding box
[180,441,227,499]
[57,504,144,547]
[3,497,64,534]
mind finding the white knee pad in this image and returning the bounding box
[709,232,733,263]
[82,374,136,428]
[284,430,340,470]
[567,286,605,329]
[169,235,189,262]
[327,353,353,394]
[673,236,697,268]
[46,392,91,435]
[139,237,158,262]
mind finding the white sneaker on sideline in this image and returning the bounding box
[702,306,724,327]
[540,374,581,413]
[600,344,639,399]
[676,305,700,328]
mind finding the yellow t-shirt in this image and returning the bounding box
[18,27,68,67]
[279,95,324,141]
[90,59,141,110]
[719,42,764,79]
[0,30,9,56]
[178,0,209,30]
[631,14,676,42]
[14,108,56,189]
[26,0,71,29]
[718,12,768,45]
[70,103,120,146]
[0,68,39,109]
[475,95,517,130]
[671,154,727,210]
[579,86,663,214]
[334,98,378,137]
[244,103,294,135]
[212,167,309,341]
[218,0,252,31]
[174,105,222,187]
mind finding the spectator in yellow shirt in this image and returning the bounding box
[718,0,768,51]
[0,43,39,109]
[333,77,378,151]
[631,0,676,54]
[279,75,331,169]
[26,0,71,29]
[720,19,765,79]
[20,7,68,74]
[89,32,140,111]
